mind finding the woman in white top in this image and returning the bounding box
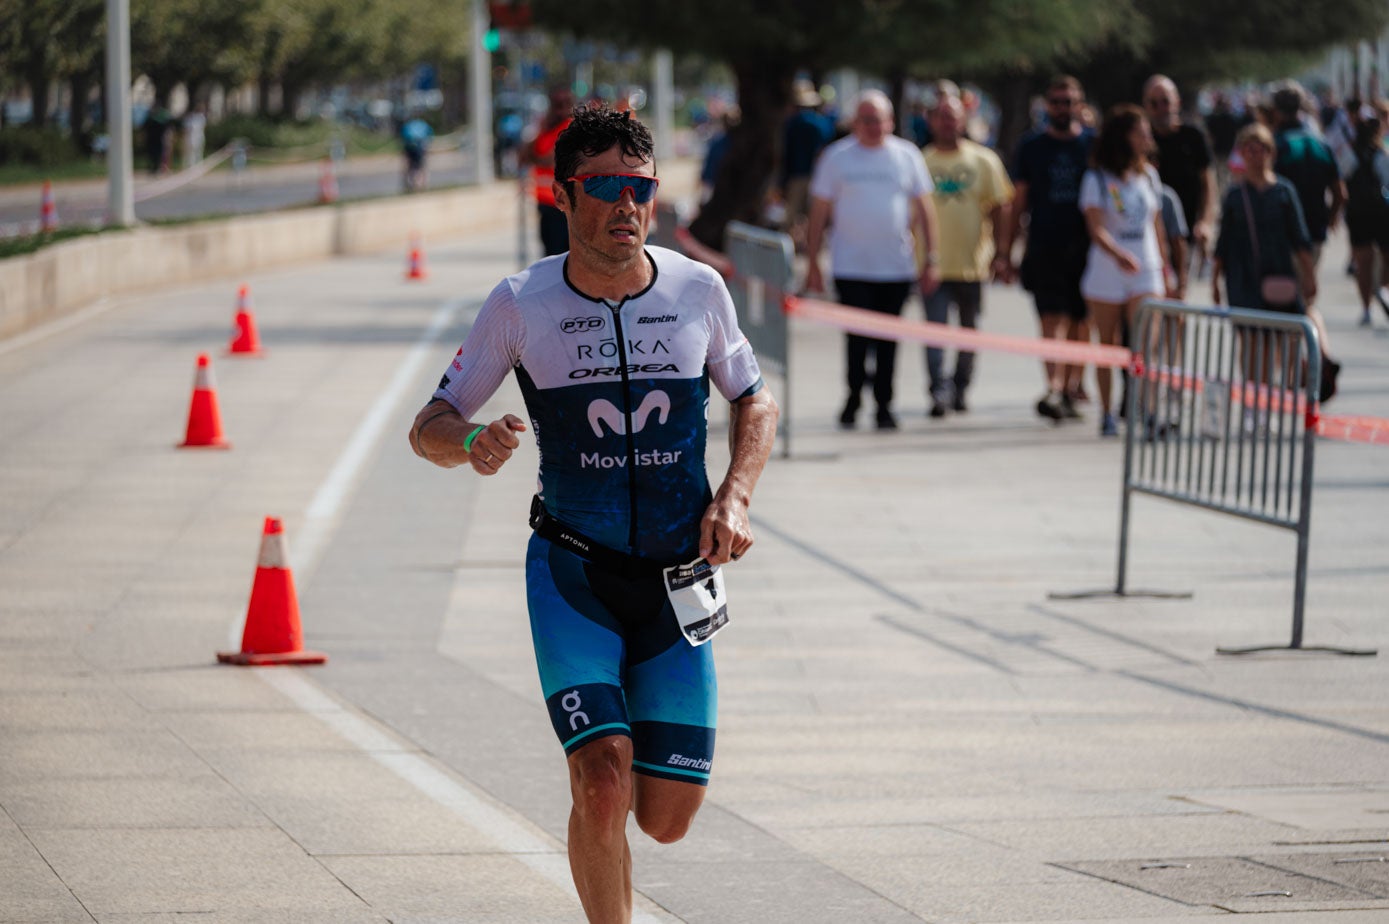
[1079,104,1171,436]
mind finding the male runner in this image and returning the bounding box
[409,105,778,924]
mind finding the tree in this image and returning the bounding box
[131,0,263,106]
[528,0,1131,249]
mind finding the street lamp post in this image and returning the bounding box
[472,0,495,184]
[105,0,135,226]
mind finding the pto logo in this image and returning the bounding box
[561,316,604,333]
[587,390,670,437]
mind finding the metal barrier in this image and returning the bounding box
[724,221,794,457]
[1055,298,1373,656]
[649,200,690,253]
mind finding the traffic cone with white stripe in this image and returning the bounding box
[227,284,263,356]
[39,180,58,233]
[218,517,327,666]
[317,157,339,204]
[177,353,231,449]
[405,233,427,280]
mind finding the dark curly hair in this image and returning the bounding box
[554,105,655,203]
[1092,103,1147,176]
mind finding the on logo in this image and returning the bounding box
[587,390,670,438]
[562,690,589,731]
[561,316,604,334]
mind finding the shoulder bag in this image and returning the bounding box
[1239,182,1299,308]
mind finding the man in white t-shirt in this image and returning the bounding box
[806,89,940,430]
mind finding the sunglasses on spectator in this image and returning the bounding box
[570,173,660,203]
[1046,97,1075,107]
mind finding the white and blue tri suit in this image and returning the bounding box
[431,246,764,785]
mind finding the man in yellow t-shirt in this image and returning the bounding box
[922,94,1014,416]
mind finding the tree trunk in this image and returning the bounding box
[69,71,95,151]
[258,74,274,117]
[28,71,52,128]
[887,68,906,137]
[988,72,1034,165]
[687,56,794,252]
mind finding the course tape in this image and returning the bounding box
[783,294,1387,446]
[133,144,237,202]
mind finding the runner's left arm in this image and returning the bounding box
[700,388,779,566]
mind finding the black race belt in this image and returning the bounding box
[529,495,671,578]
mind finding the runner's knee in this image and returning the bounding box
[568,737,633,825]
[635,802,696,844]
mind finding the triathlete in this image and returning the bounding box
[409,104,778,924]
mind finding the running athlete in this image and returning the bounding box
[409,105,778,924]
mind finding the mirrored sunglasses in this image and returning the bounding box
[571,173,660,203]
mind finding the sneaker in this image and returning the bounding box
[1361,312,1373,328]
[1378,286,1389,320]
[929,400,948,419]
[1035,391,1064,421]
[876,409,899,431]
[1060,393,1083,420]
[1100,413,1119,437]
[951,391,968,413]
[838,397,859,429]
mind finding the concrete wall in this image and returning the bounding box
[0,181,520,341]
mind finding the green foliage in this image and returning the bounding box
[0,225,109,261]
[0,127,80,167]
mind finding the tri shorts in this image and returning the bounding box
[1346,213,1389,250]
[525,533,717,786]
[1080,248,1165,304]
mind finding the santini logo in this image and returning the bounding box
[666,754,711,771]
[587,390,670,438]
[637,314,677,325]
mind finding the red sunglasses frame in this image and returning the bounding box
[568,173,661,202]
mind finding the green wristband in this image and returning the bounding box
[462,424,487,453]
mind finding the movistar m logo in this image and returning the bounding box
[587,390,670,438]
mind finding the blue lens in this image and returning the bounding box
[581,174,659,203]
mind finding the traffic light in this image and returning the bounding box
[484,26,501,53]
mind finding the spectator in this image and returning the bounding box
[1079,105,1170,437]
[525,85,575,256]
[1342,115,1389,326]
[806,89,940,430]
[700,107,738,202]
[1144,75,1217,269]
[1204,91,1245,192]
[182,103,207,169]
[781,82,833,252]
[1271,83,1346,266]
[1001,74,1095,422]
[401,114,433,192]
[1213,123,1332,410]
[921,94,1014,417]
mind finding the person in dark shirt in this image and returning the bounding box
[780,82,834,252]
[1271,83,1345,256]
[1144,75,1217,269]
[1000,75,1095,421]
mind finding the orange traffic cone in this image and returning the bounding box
[177,353,231,449]
[218,517,327,666]
[317,157,339,204]
[39,180,58,233]
[405,233,427,280]
[227,284,263,356]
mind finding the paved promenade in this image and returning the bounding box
[1,183,1387,922]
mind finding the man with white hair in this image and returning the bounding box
[1144,74,1217,263]
[806,89,941,430]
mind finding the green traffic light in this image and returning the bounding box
[484,28,501,53]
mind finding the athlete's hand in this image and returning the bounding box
[699,491,752,566]
[469,414,527,476]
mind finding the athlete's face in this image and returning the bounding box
[556,144,655,268]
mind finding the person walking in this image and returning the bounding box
[1079,105,1171,437]
[780,81,834,251]
[1143,75,1217,270]
[1213,123,1327,416]
[526,85,576,255]
[1343,114,1389,327]
[921,94,1014,417]
[1000,75,1095,422]
[400,113,433,192]
[409,105,778,924]
[805,89,940,430]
